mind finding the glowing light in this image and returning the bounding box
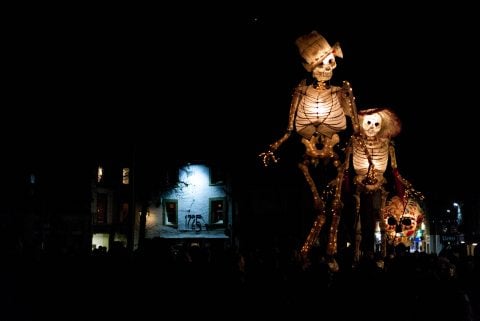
[122,168,130,185]
[92,233,109,251]
[453,202,463,224]
[97,166,103,183]
[180,164,209,186]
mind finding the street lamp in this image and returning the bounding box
[453,202,462,225]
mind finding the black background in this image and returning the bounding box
[4,4,479,207]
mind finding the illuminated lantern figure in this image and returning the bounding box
[349,107,423,259]
[260,31,357,164]
[259,31,359,262]
[382,196,424,248]
[352,108,401,191]
[349,108,401,260]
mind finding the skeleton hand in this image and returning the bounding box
[259,132,292,167]
[259,147,279,167]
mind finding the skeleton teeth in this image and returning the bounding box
[314,72,332,79]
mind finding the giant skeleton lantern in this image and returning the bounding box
[259,31,359,263]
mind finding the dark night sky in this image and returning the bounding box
[4,5,479,210]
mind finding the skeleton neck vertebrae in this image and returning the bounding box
[313,80,329,90]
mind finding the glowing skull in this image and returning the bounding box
[383,196,424,246]
[362,113,382,137]
[312,53,337,82]
[399,200,423,238]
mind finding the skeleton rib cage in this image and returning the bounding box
[294,86,347,137]
[352,136,389,176]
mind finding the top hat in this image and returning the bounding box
[295,31,343,72]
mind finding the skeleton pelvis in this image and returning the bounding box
[354,174,385,192]
[301,134,339,159]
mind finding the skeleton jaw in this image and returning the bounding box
[312,53,336,82]
[313,71,333,82]
[365,128,379,137]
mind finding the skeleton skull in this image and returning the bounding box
[383,196,423,245]
[362,113,382,137]
[295,30,343,73]
[400,200,423,238]
[312,53,337,82]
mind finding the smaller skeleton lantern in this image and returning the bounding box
[350,108,401,261]
[352,108,401,191]
[382,195,424,246]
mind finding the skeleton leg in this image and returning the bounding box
[298,159,326,258]
[298,160,324,213]
[380,188,389,257]
[353,191,362,263]
[326,161,347,256]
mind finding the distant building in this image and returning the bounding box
[90,160,235,253]
[91,162,136,253]
[429,202,464,254]
[5,165,92,257]
[144,162,234,247]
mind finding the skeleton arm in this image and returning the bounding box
[270,90,299,150]
[389,143,406,197]
[340,81,360,135]
[389,143,398,170]
[389,143,424,202]
[259,85,303,167]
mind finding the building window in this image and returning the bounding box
[97,166,104,183]
[210,198,226,226]
[165,168,179,186]
[210,166,225,185]
[96,193,108,225]
[164,199,178,226]
[122,168,130,185]
[119,202,129,223]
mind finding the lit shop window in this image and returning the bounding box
[122,168,130,185]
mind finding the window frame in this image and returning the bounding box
[209,197,226,228]
[164,199,178,227]
[209,166,225,185]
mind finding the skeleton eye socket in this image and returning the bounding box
[328,58,335,65]
[367,121,371,125]
[401,218,412,226]
[375,122,380,127]
[387,217,397,226]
